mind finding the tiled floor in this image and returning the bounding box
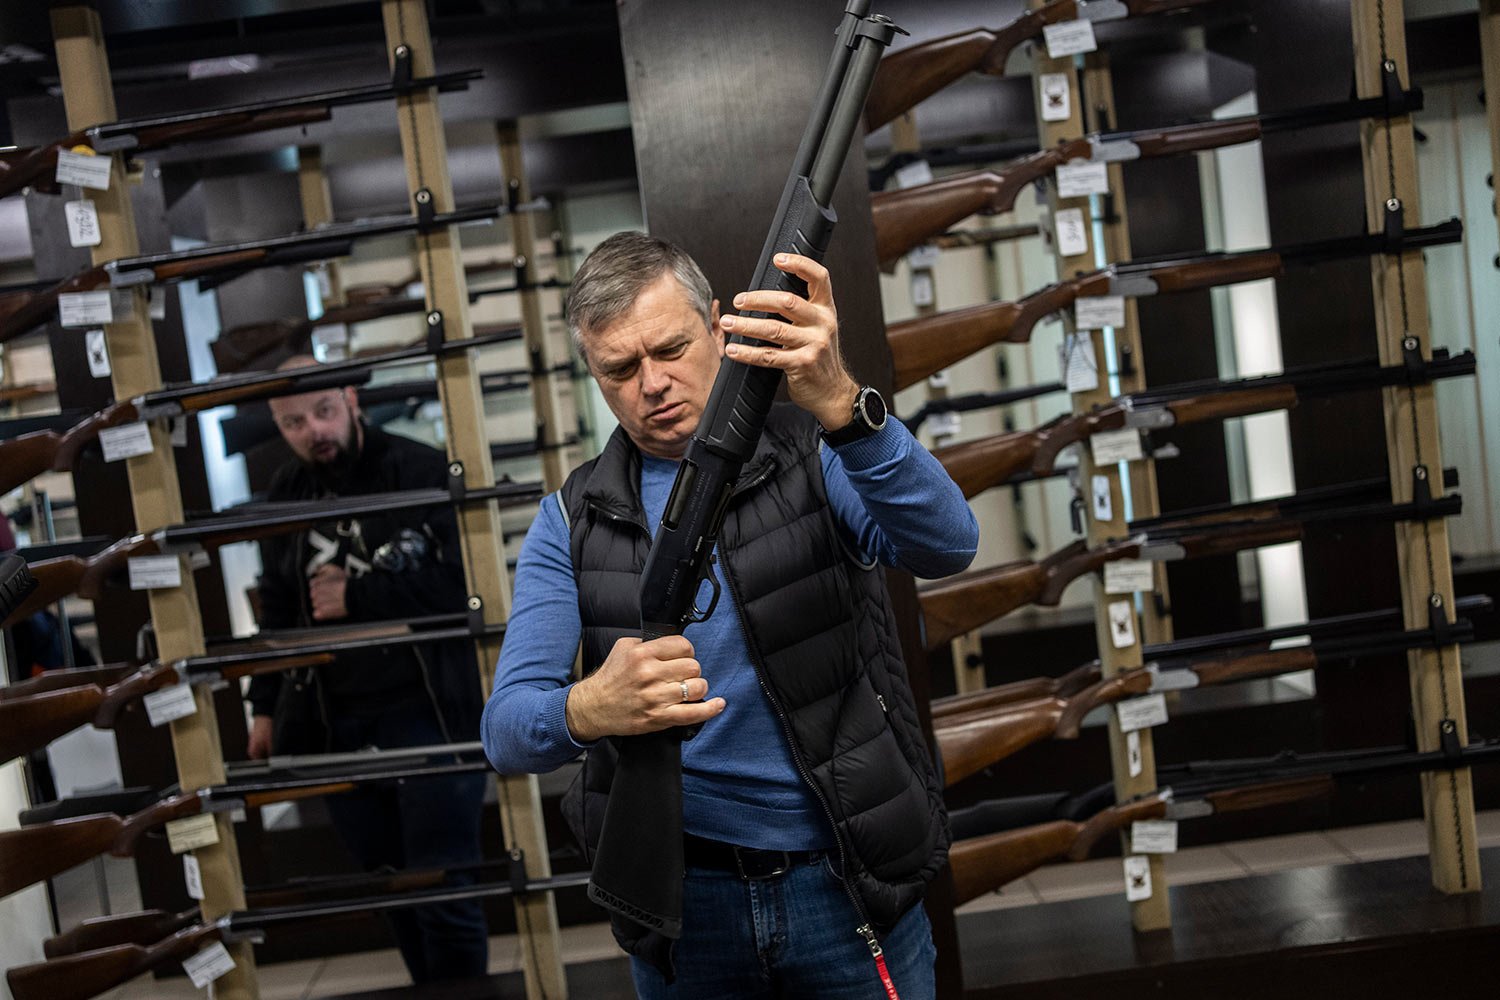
[38,808,1500,997]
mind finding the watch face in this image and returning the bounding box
[860,387,887,429]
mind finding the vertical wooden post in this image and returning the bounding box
[1026,2,1168,931]
[497,121,573,493]
[1351,0,1480,895]
[1483,0,1500,249]
[379,3,568,994]
[50,5,259,997]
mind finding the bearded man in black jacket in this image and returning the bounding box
[245,356,489,983]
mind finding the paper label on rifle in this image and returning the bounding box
[85,329,111,377]
[182,940,236,988]
[65,199,102,247]
[1044,18,1098,58]
[99,421,155,463]
[1131,820,1179,855]
[1127,730,1143,776]
[166,813,220,854]
[1054,207,1088,257]
[1123,855,1153,901]
[129,554,182,591]
[59,290,113,327]
[145,682,197,728]
[1074,294,1126,330]
[1116,693,1169,733]
[1039,72,1072,122]
[906,244,941,270]
[894,159,934,189]
[1061,333,1099,394]
[1108,599,1136,649]
[1103,557,1154,594]
[1056,161,1110,199]
[1091,428,1145,466]
[56,149,113,191]
[183,853,205,900]
[909,271,935,308]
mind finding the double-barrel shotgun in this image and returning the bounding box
[933,617,1473,785]
[871,86,1421,266]
[0,752,492,900]
[901,381,1065,434]
[931,348,1475,500]
[864,0,1214,130]
[1,479,542,628]
[887,219,1463,390]
[0,70,481,200]
[0,201,517,345]
[0,615,506,766]
[917,493,1461,650]
[0,321,527,496]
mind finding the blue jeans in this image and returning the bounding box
[630,854,936,999]
[324,707,489,983]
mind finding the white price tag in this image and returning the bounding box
[1108,599,1137,649]
[1061,333,1099,394]
[1043,19,1099,58]
[894,159,934,189]
[910,271,935,307]
[55,149,113,191]
[128,554,183,591]
[1039,72,1072,122]
[1053,207,1088,257]
[1091,474,1113,522]
[1074,295,1126,330]
[1131,820,1179,855]
[1090,427,1145,465]
[929,411,962,439]
[182,941,236,989]
[149,287,167,321]
[1127,730,1143,777]
[144,682,197,728]
[906,244,941,270]
[1056,160,1110,199]
[98,422,155,463]
[313,263,334,301]
[183,853,205,900]
[1103,557,1154,595]
[85,329,112,378]
[1123,855,1153,901]
[1116,692,1170,733]
[58,290,114,328]
[165,813,220,855]
[65,199,102,247]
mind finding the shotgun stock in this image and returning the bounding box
[931,661,1103,720]
[43,908,200,960]
[8,923,227,1000]
[0,663,134,702]
[935,696,1069,786]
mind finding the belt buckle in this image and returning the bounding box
[734,847,792,880]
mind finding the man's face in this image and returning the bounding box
[268,386,362,470]
[581,272,723,460]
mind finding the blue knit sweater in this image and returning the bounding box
[482,419,977,851]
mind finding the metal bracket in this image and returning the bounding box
[425,309,446,350]
[508,848,530,895]
[506,177,523,214]
[1382,196,1406,253]
[1116,342,1138,380]
[1379,59,1410,117]
[466,595,487,637]
[1426,592,1462,649]
[1410,464,1439,516]
[1439,718,1463,762]
[1400,333,1428,381]
[513,253,531,289]
[1152,592,1172,620]
[391,44,414,90]
[413,187,437,228]
[1069,493,1086,535]
[447,461,467,502]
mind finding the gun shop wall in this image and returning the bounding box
[0,0,1497,998]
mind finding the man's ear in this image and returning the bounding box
[343,385,362,419]
[710,298,725,357]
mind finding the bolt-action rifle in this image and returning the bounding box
[0,321,526,496]
[864,0,1214,130]
[934,616,1472,785]
[872,84,1421,267]
[886,219,1462,390]
[1,479,541,628]
[588,2,902,941]
[0,69,481,200]
[917,493,1461,651]
[0,199,516,345]
[931,349,1474,499]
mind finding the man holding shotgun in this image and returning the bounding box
[484,232,978,997]
[245,357,489,984]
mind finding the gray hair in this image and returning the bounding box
[564,231,713,364]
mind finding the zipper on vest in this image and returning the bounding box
[713,551,874,935]
[585,498,650,536]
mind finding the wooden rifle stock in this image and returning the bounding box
[43,908,198,959]
[0,663,134,702]
[931,660,1103,720]
[7,923,225,1000]
[932,405,1128,499]
[935,696,1069,786]
[0,400,143,495]
[1,537,157,628]
[948,820,1081,905]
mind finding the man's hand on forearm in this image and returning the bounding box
[564,635,725,743]
[308,564,349,621]
[719,253,861,430]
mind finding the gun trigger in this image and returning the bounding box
[688,557,722,624]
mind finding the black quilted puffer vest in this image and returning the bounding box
[558,405,948,962]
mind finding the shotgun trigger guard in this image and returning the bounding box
[688,555,722,625]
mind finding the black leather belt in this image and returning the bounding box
[683,833,825,881]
